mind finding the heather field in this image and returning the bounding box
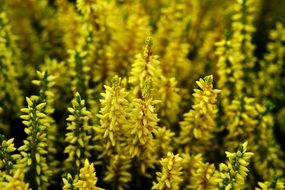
[1,0,285,189]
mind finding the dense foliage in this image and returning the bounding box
[1,0,285,189]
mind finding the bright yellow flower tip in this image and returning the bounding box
[74,159,104,190]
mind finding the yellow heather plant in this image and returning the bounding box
[56,0,82,52]
[18,96,51,190]
[93,75,132,189]
[177,75,220,153]
[95,75,129,156]
[218,141,254,190]
[153,1,191,83]
[256,22,285,101]
[256,176,285,190]
[152,152,183,190]
[64,92,93,177]
[119,3,150,74]
[191,162,219,190]
[180,153,220,189]
[0,137,20,178]
[216,36,241,107]
[216,0,258,103]
[180,153,204,189]
[224,97,258,150]
[39,58,71,113]
[0,12,23,132]
[158,77,182,125]
[154,127,175,158]
[32,70,58,171]
[0,169,30,190]
[67,50,90,101]
[230,0,257,95]
[224,96,285,179]
[75,49,99,122]
[76,0,122,87]
[73,159,103,190]
[129,37,164,98]
[62,173,76,190]
[1,0,285,189]
[126,80,160,174]
[252,104,285,180]
[104,154,132,190]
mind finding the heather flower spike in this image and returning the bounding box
[218,141,254,189]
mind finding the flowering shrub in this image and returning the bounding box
[0,0,285,189]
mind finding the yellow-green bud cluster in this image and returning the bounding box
[218,141,254,189]
[256,176,285,190]
[152,152,183,190]
[0,137,20,177]
[18,96,51,189]
[74,159,104,190]
[64,92,93,176]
